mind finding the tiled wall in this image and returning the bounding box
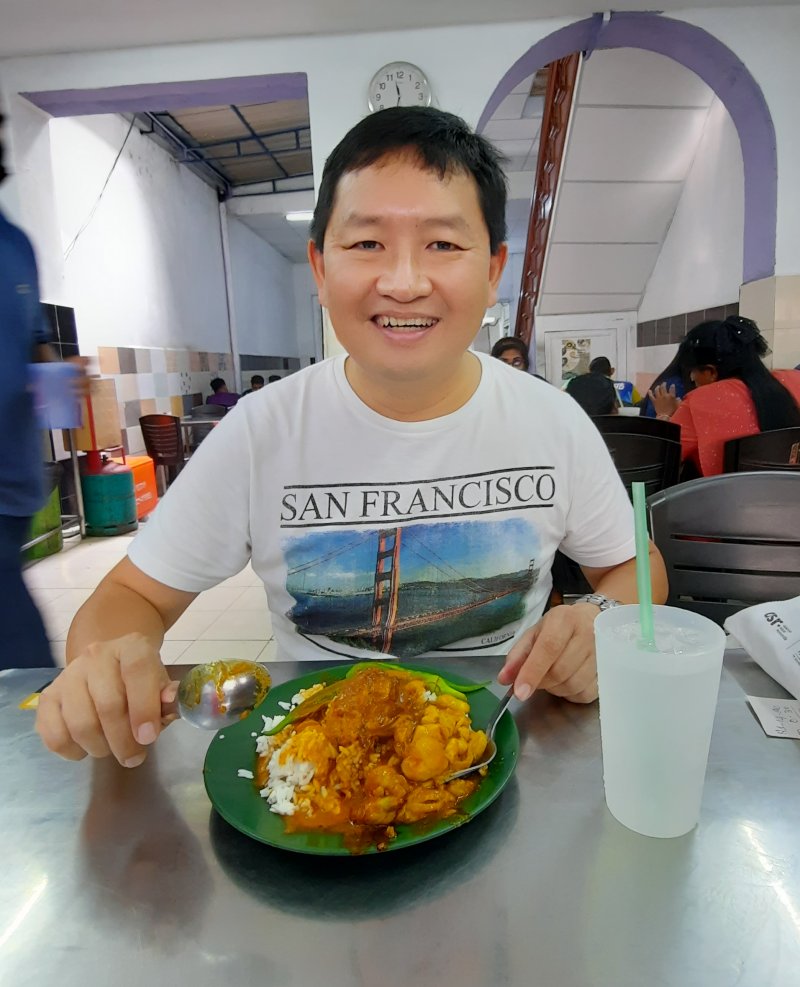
[634,302,739,396]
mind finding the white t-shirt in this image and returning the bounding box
[129,353,634,661]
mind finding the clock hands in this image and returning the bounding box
[395,82,401,106]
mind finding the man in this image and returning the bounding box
[0,114,56,669]
[37,107,667,767]
[206,377,239,408]
[241,374,265,396]
[588,356,642,407]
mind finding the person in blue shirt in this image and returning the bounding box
[0,114,55,669]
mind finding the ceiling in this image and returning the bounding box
[485,47,720,316]
[0,0,790,58]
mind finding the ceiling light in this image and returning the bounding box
[285,210,314,222]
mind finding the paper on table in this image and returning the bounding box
[725,596,800,699]
[746,696,800,739]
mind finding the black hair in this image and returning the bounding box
[647,336,694,395]
[588,356,613,376]
[209,377,226,393]
[250,375,265,386]
[310,107,508,255]
[566,373,618,417]
[490,336,529,369]
[682,316,800,431]
[268,375,281,383]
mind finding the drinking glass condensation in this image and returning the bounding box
[595,604,726,838]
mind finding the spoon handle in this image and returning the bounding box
[485,685,515,740]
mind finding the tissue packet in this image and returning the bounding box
[725,596,800,699]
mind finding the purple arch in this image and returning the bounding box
[478,12,777,283]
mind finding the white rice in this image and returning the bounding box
[237,769,254,779]
[259,744,316,816]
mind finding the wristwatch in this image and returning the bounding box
[575,593,621,611]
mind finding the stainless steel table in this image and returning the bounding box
[1,652,798,987]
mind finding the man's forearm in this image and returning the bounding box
[589,542,668,605]
[66,582,167,663]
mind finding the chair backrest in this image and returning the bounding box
[648,471,800,625]
[723,427,800,473]
[190,403,227,419]
[593,414,682,498]
[139,414,184,466]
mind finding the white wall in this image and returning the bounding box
[638,97,744,322]
[48,114,230,355]
[534,310,637,380]
[227,216,297,357]
[498,251,524,331]
[292,263,321,361]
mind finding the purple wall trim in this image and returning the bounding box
[478,12,777,283]
[21,72,308,118]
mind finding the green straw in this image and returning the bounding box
[631,481,657,649]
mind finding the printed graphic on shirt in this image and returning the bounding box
[283,515,543,659]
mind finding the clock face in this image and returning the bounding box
[368,62,431,112]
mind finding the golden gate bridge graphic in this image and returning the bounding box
[286,524,538,657]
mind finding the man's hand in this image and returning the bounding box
[36,633,178,767]
[497,603,601,704]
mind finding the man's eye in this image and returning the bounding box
[431,241,458,251]
[352,240,380,250]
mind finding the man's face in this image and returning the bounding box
[309,154,506,393]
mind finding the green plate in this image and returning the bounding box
[204,664,519,856]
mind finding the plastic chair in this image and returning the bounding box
[593,415,682,498]
[551,416,682,601]
[139,414,185,493]
[723,427,800,473]
[648,471,800,625]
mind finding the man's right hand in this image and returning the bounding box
[36,633,178,767]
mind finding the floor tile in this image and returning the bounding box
[43,611,75,642]
[41,588,96,612]
[159,640,191,664]
[164,610,223,641]
[229,586,269,609]
[178,639,269,663]
[222,565,262,587]
[199,609,272,641]
[186,586,246,612]
[50,641,67,667]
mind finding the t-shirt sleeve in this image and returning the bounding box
[558,406,636,568]
[127,411,253,591]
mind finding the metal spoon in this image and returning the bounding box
[446,685,515,782]
[170,661,271,730]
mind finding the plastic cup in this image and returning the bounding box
[595,604,725,838]
[28,362,83,429]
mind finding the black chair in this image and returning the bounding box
[186,403,226,450]
[723,427,800,473]
[551,415,682,601]
[139,414,185,494]
[648,471,800,625]
[593,415,682,498]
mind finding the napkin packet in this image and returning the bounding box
[725,595,800,700]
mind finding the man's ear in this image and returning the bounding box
[486,243,508,308]
[308,240,328,308]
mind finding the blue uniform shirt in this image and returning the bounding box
[0,210,48,516]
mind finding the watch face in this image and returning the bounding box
[368,62,431,112]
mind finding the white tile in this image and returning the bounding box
[43,611,74,641]
[186,586,246,611]
[150,349,167,375]
[118,374,140,402]
[137,373,156,400]
[200,609,272,641]
[164,610,224,641]
[179,639,269,663]
[44,587,95,612]
[222,565,262,587]
[25,585,68,605]
[50,641,67,667]
[228,586,268,609]
[159,640,191,664]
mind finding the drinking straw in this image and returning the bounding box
[631,481,657,649]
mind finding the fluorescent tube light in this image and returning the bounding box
[285,210,314,222]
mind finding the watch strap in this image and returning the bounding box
[575,593,621,611]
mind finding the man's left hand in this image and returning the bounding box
[497,603,601,704]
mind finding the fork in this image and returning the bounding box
[446,685,515,782]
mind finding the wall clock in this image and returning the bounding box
[367,62,432,112]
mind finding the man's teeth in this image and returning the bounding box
[377,316,436,329]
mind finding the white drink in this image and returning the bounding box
[595,605,726,838]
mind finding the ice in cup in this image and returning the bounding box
[595,604,726,838]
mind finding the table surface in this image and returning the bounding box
[1,651,798,987]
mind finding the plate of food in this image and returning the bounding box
[204,662,519,855]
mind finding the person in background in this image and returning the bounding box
[638,338,693,418]
[207,377,239,409]
[36,105,666,768]
[491,336,529,371]
[589,356,642,407]
[1,114,58,669]
[566,373,619,417]
[267,375,282,384]
[241,374,264,397]
[649,316,800,476]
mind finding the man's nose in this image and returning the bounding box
[375,252,432,301]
